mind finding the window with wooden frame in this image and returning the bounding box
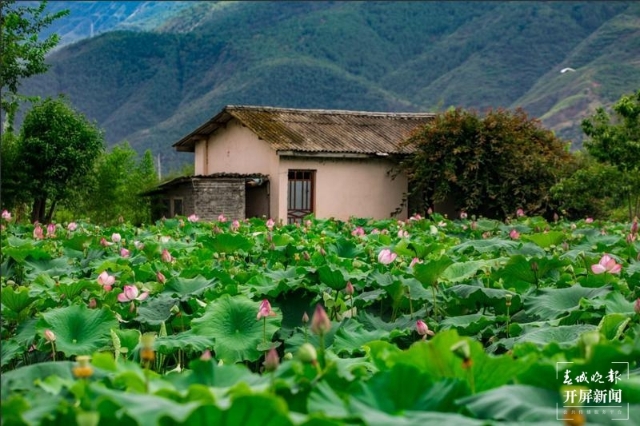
[287,170,315,224]
[172,198,183,217]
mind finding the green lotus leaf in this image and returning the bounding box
[1,286,36,313]
[307,381,350,418]
[191,294,281,364]
[163,275,217,297]
[440,313,496,335]
[349,364,467,414]
[317,265,347,290]
[1,339,22,368]
[1,361,76,394]
[23,257,71,279]
[413,256,454,287]
[205,233,254,253]
[155,330,214,355]
[332,319,390,356]
[598,313,631,340]
[520,231,565,248]
[457,384,562,422]
[446,285,521,313]
[451,238,518,255]
[136,294,179,326]
[36,305,118,357]
[92,386,200,425]
[511,324,597,348]
[441,259,500,283]
[327,238,363,259]
[526,285,611,319]
[184,394,293,426]
[603,291,637,314]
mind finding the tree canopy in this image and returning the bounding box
[399,107,574,219]
[0,0,68,130]
[581,89,640,220]
[17,97,105,223]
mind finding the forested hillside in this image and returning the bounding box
[19,1,640,172]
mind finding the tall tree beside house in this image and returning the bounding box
[16,97,105,224]
[399,107,575,219]
[581,90,640,221]
[0,0,68,131]
[74,142,158,225]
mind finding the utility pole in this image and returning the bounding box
[157,154,162,180]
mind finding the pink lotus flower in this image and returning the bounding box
[585,217,594,223]
[97,271,115,291]
[516,208,525,217]
[427,207,433,215]
[111,233,121,243]
[631,219,638,236]
[351,226,365,237]
[305,220,312,228]
[161,249,173,263]
[120,248,130,258]
[416,319,435,339]
[156,271,166,284]
[257,299,277,320]
[33,224,44,240]
[117,285,149,302]
[2,210,12,221]
[370,228,380,234]
[266,218,275,230]
[591,254,621,275]
[460,212,468,219]
[88,298,97,309]
[67,222,77,231]
[409,213,422,221]
[200,349,212,361]
[134,240,144,250]
[310,304,331,335]
[409,257,423,268]
[378,249,397,264]
[230,220,240,232]
[218,214,227,222]
[100,237,113,247]
[187,214,199,222]
[46,223,56,237]
[398,229,409,238]
[509,229,520,240]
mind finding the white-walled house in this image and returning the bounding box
[148,106,434,223]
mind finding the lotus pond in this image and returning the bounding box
[1,213,639,425]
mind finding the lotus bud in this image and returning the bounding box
[111,233,121,243]
[345,281,354,295]
[505,294,512,307]
[298,343,318,365]
[72,355,94,379]
[284,352,293,360]
[44,329,56,343]
[302,311,309,324]
[303,251,310,261]
[264,347,280,372]
[635,298,640,315]
[157,271,166,284]
[200,350,212,361]
[579,330,600,360]
[310,304,331,335]
[88,298,97,309]
[161,249,173,263]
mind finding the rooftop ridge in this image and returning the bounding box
[225,105,435,118]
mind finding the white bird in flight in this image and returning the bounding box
[560,67,576,73]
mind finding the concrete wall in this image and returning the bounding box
[278,157,408,222]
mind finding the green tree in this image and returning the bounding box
[581,90,640,220]
[0,0,68,131]
[75,142,157,225]
[399,107,574,219]
[18,97,104,223]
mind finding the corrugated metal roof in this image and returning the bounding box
[173,105,435,155]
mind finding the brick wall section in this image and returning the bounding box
[193,178,245,221]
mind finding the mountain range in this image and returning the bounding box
[17,1,640,173]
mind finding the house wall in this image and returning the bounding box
[195,119,280,220]
[192,178,245,221]
[278,157,408,222]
